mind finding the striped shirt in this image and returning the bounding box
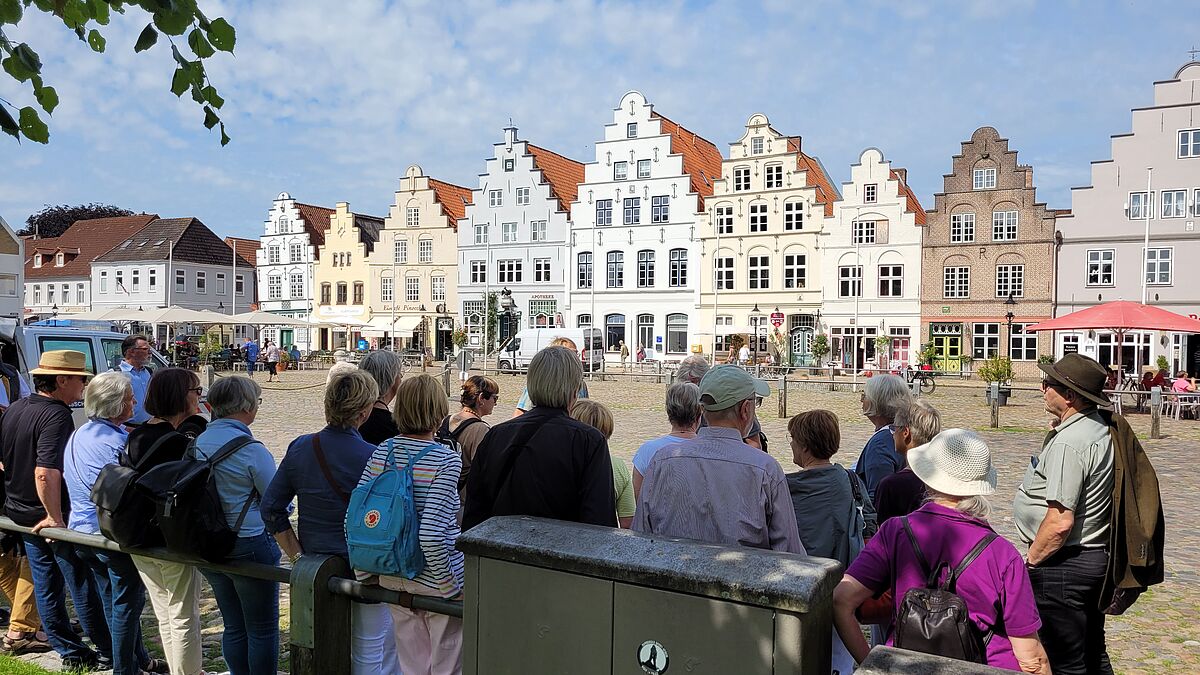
[359,435,464,598]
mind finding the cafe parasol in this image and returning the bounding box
[1025,301,1200,376]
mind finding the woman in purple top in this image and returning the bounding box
[832,429,1051,674]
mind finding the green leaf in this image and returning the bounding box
[186,59,204,85]
[0,105,18,140]
[18,106,47,143]
[134,23,157,52]
[170,43,187,67]
[219,121,229,147]
[194,6,209,29]
[201,84,223,109]
[189,82,203,103]
[170,66,189,96]
[0,0,22,25]
[61,0,87,29]
[87,28,105,52]
[206,17,234,52]
[187,27,213,58]
[1,55,32,82]
[14,43,41,75]
[88,0,109,25]
[33,84,58,114]
[202,105,218,129]
[151,0,195,36]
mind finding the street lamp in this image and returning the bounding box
[1004,292,1017,360]
[748,303,765,367]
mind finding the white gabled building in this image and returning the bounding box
[566,91,722,360]
[254,193,334,351]
[457,126,584,350]
[820,148,926,369]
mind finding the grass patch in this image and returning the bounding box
[0,655,56,675]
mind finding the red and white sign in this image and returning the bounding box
[770,311,785,328]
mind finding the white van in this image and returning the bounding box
[497,328,604,373]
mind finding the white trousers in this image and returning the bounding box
[353,601,402,675]
[133,556,203,675]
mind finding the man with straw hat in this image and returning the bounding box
[0,350,111,669]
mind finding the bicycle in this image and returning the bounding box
[908,370,937,395]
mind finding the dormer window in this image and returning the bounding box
[55,252,64,266]
[751,137,764,155]
[32,255,42,268]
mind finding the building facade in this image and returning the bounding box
[920,126,1058,377]
[822,148,925,370]
[1056,61,1200,375]
[254,194,334,350]
[312,203,382,352]
[566,90,721,359]
[0,215,23,323]
[457,127,583,351]
[697,113,838,365]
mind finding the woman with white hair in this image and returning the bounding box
[357,351,403,446]
[853,374,912,501]
[65,372,164,675]
[631,382,702,500]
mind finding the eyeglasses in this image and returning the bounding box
[755,396,764,409]
[188,387,203,395]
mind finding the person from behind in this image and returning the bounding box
[874,400,942,525]
[359,374,463,675]
[357,351,402,446]
[262,371,400,675]
[630,382,701,500]
[264,340,281,383]
[439,375,499,495]
[192,376,280,675]
[569,400,635,528]
[117,334,153,426]
[853,373,912,501]
[126,368,207,675]
[833,429,1050,673]
[511,337,588,417]
[633,365,803,554]
[675,354,765,450]
[464,347,615,530]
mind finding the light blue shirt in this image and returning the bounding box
[192,418,277,537]
[63,419,128,534]
[119,360,152,424]
[632,434,687,475]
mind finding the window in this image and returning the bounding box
[336,282,347,305]
[405,277,419,301]
[950,213,975,243]
[623,198,640,225]
[516,187,530,206]
[418,239,432,263]
[864,184,877,203]
[607,251,624,288]
[637,250,655,288]
[784,253,806,289]
[470,260,487,284]
[1129,192,1154,220]
[751,137,763,154]
[278,217,290,233]
[715,256,734,290]
[76,283,84,304]
[503,158,514,172]
[394,239,408,264]
[748,255,770,289]
[175,270,185,293]
[839,265,862,298]
[489,190,502,207]
[1009,323,1038,361]
[432,275,446,302]
[852,220,876,244]
[47,285,54,305]
[606,314,626,351]
[637,159,651,179]
[1179,129,1200,158]
[32,255,41,269]
[149,269,157,291]
[992,210,1018,241]
[782,213,812,248]
[534,258,551,283]
[131,269,140,292]
[529,300,557,327]
[1162,189,1186,218]
[55,252,63,266]
[734,167,750,192]
[669,248,687,287]
[577,313,592,328]
[972,323,1000,359]
[353,282,363,305]
[320,283,331,305]
[1146,247,1172,285]
[530,220,547,241]
[996,264,1024,298]
[473,224,487,245]
[879,264,903,297]
[765,164,782,189]
[268,245,281,264]
[973,167,996,189]
[749,202,767,233]
[33,285,41,305]
[290,273,303,298]
[216,272,226,295]
[1087,249,1114,286]
[268,275,283,300]
[636,314,654,352]
[596,199,613,226]
[614,161,628,181]
[651,195,669,223]
[498,260,522,283]
[236,274,245,295]
[626,123,638,138]
[501,221,517,243]
[381,275,394,302]
[716,205,733,234]
[666,313,687,354]
[943,266,970,298]
[289,242,303,263]
[578,252,593,288]
[115,270,123,292]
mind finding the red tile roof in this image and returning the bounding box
[527,144,585,213]
[25,214,158,279]
[429,178,472,228]
[224,237,261,267]
[788,138,840,217]
[295,203,335,253]
[650,112,722,210]
[890,169,927,225]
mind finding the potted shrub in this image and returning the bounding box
[1156,355,1170,373]
[960,354,975,376]
[977,355,1014,405]
[1038,354,1055,366]
[810,333,830,369]
[873,335,891,369]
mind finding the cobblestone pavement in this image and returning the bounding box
[17,366,1200,672]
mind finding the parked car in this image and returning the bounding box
[497,328,604,373]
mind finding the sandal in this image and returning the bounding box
[143,657,170,673]
[2,630,53,655]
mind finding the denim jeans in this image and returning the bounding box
[201,533,281,675]
[78,548,150,675]
[1029,546,1113,675]
[21,535,109,664]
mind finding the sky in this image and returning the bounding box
[2,0,1199,239]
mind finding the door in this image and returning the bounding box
[789,327,812,366]
[934,335,962,372]
[280,329,294,349]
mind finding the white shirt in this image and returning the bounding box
[738,346,750,362]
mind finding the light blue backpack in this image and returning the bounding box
[345,440,437,578]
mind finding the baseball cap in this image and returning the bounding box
[698,365,770,411]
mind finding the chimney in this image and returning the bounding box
[894,168,907,184]
[1025,166,1034,188]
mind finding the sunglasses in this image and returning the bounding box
[188,387,204,395]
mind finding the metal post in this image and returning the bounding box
[990,382,1000,428]
[910,376,920,397]
[656,359,663,384]
[778,374,787,419]
[203,365,215,389]
[290,554,353,675]
[442,363,452,397]
[1150,386,1162,439]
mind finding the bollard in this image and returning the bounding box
[778,375,787,419]
[290,554,353,674]
[442,364,452,397]
[203,365,215,389]
[910,376,920,397]
[1151,386,1162,439]
[657,360,664,385]
[828,364,835,392]
[989,382,1000,428]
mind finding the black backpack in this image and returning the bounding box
[135,435,258,562]
[435,416,483,491]
[90,431,182,548]
[894,517,998,664]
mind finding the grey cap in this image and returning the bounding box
[698,365,770,411]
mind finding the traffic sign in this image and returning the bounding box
[770,311,785,328]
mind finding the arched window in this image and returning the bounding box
[577,252,593,289]
[637,250,655,288]
[278,217,289,233]
[666,313,688,354]
[607,251,624,288]
[577,313,592,328]
[336,282,347,305]
[267,273,282,300]
[636,314,654,352]
[268,245,281,265]
[606,313,626,352]
[669,248,687,287]
[289,242,303,263]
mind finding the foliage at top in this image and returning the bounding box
[20,202,134,237]
[976,354,1015,384]
[0,0,235,145]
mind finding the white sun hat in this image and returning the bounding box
[907,428,997,497]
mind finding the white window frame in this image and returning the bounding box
[1161,189,1186,218]
[1086,249,1114,286]
[596,199,613,226]
[418,239,432,263]
[783,201,803,231]
[405,276,419,302]
[668,248,687,288]
[614,161,628,181]
[268,274,282,300]
[973,167,996,190]
[1145,247,1172,286]
[751,137,764,155]
[216,272,226,295]
[852,220,876,244]
[714,256,733,291]
[864,183,877,204]
[497,259,522,284]
[515,187,530,206]
[470,260,487,284]
[716,205,733,234]
[838,265,862,298]
[637,159,651,179]
[749,202,767,233]
[1128,191,1154,220]
[996,264,1024,298]
[764,164,782,189]
[577,252,593,289]
[626,123,637,139]
[381,275,394,302]
[623,197,640,225]
[534,258,551,283]
[972,322,1000,359]
[289,272,304,299]
[733,167,750,192]
[175,269,186,293]
[236,274,245,296]
[878,264,903,297]
[1009,323,1038,361]
[784,253,806,289]
[951,213,975,243]
[530,220,547,242]
[148,269,156,291]
[489,190,502,207]
[1179,128,1200,158]
[432,275,446,302]
[498,221,516,243]
[394,239,407,264]
[748,255,770,290]
[943,266,970,298]
[992,210,1018,241]
[473,224,487,245]
[268,245,281,265]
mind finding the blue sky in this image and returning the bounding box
[2,0,1198,239]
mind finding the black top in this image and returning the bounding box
[873,467,927,526]
[0,394,75,527]
[462,407,616,531]
[126,416,208,471]
[358,406,398,447]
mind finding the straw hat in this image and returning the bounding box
[907,428,997,498]
[29,350,92,377]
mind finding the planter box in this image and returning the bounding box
[985,388,1011,406]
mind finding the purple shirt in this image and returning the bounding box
[845,502,1041,670]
